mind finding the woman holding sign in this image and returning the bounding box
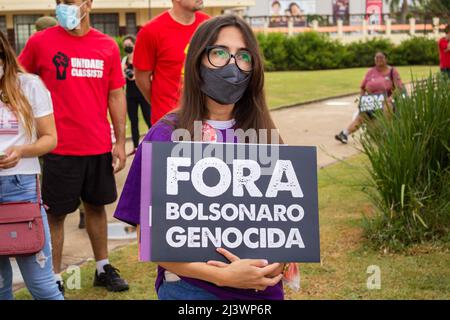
[335,51,404,144]
[114,15,295,300]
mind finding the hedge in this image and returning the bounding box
[257,33,440,71]
[115,33,440,72]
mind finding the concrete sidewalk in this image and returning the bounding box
[12,94,361,288]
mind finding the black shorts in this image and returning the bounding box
[42,152,117,216]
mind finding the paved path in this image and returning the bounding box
[13,94,361,288]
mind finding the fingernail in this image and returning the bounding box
[262,259,268,265]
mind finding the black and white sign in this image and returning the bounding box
[142,142,320,263]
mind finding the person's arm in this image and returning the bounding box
[392,68,405,94]
[439,38,450,52]
[360,71,369,96]
[108,88,127,173]
[0,114,57,169]
[159,248,283,291]
[135,69,153,104]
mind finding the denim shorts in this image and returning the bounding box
[158,279,219,300]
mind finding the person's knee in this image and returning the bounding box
[47,213,66,226]
[83,202,106,215]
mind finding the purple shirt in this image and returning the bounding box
[114,114,284,300]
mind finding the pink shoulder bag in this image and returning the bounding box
[0,176,45,256]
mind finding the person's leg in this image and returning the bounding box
[46,214,66,275]
[83,202,108,262]
[42,154,83,283]
[335,114,365,144]
[0,257,14,300]
[81,153,128,292]
[16,207,64,300]
[346,114,365,135]
[127,94,140,150]
[78,202,86,229]
[138,92,152,129]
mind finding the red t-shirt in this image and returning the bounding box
[439,37,450,68]
[19,26,125,156]
[133,11,209,124]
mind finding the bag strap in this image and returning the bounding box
[36,175,41,204]
[390,67,395,90]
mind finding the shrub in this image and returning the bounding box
[114,36,125,58]
[285,32,346,70]
[257,33,290,71]
[256,32,440,71]
[344,38,395,68]
[391,37,440,66]
[360,75,450,250]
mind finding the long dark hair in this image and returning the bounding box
[174,15,282,144]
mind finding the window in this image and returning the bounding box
[126,13,137,35]
[0,16,7,36]
[14,15,41,53]
[91,13,119,37]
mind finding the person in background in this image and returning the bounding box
[134,0,209,125]
[122,35,151,156]
[34,15,87,230]
[115,15,289,300]
[19,0,129,294]
[438,24,450,78]
[35,16,58,32]
[0,30,62,300]
[335,51,404,144]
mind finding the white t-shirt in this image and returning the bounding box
[0,73,53,176]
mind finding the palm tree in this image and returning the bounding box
[386,0,410,24]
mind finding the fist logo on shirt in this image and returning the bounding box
[53,52,70,80]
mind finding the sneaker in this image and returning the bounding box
[335,131,348,144]
[56,280,65,297]
[93,264,129,292]
[78,210,86,229]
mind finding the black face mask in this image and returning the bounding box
[124,46,134,54]
[200,64,251,105]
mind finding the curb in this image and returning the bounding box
[270,92,360,112]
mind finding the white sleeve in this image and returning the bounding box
[21,74,54,118]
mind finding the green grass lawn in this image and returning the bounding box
[15,154,449,300]
[265,66,439,108]
[128,66,439,138]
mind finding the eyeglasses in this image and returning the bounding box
[206,45,253,72]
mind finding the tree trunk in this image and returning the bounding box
[400,0,409,24]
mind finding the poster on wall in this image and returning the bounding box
[333,0,350,25]
[269,0,316,27]
[366,0,383,25]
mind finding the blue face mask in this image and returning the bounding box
[56,1,87,31]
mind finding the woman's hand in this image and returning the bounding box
[207,248,284,291]
[0,146,23,169]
